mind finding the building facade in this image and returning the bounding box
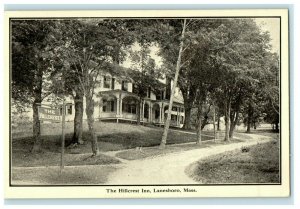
[98,75,185,128]
[43,74,185,128]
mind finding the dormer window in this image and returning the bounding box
[156,90,164,100]
[104,76,111,89]
[111,78,115,90]
[122,81,128,91]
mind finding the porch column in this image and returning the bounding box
[161,104,165,123]
[116,98,120,115]
[99,99,102,118]
[142,100,145,121]
[176,107,180,126]
[159,104,162,123]
[119,95,123,116]
[148,103,151,122]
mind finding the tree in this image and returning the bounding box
[255,53,280,132]
[50,64,85,146]
[12,20,56,152]
[209,19,272,141]
[54,19,135,155]
[160,19,187,148]
[129,46,164,125]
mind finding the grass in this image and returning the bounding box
[12,151,121,167]
[11,165,117,185]
[98,128,212,149]
[186,139,280,184]
[11,121,214,167]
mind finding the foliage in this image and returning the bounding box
[11,20,57,104]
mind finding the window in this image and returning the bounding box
[111,78,115,90]
[155,109,160,119]
[66,103,72,115]
[102,99,107,112]
[104,76,111,88]
[122,81,128,91]
[123,103,136,114]
[59,105,70,115]
[172,106,177,112]
[130,104,136,114]
[103,100,115,112]
[110,100,114,112]
[171,115,176,121]
[144,105,149,118]
[156,90,164,100]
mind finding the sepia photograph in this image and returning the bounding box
[4,9,290,198]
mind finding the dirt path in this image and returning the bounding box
[105,134,274,185]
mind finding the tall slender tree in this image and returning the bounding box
[160,19,187,148]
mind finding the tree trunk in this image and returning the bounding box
[213,103,216,141]
[137,98,141,125]
[85,95,99,156]
[217,116,220,131]
[229,119,235,139]
[31,68,43,153]
[160,19,187,149]
[229,110,239,139]
[183,106,192,130]
[201,116,208,130]
[200,104,211,130]
[246,120,251,133]
[71,90,84,145]
[31,101,42,152]
[246,103,252,133]
[196,103,203,144]
[224,99,231,142]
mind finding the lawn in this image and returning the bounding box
[11,121,213,167]
[12,165,117,185]
[186,138,280,184]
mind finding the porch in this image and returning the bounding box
[98,90,184,127]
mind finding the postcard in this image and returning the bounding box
[4,9,290,198]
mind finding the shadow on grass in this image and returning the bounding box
[98,129,213,149]
[11,125,216,167]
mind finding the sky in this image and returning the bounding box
[122,18,281,69]
[255,18,280,54]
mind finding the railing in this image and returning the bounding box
[122,113,137,120]
[100,112,117,118]
[152,118,161,124]
[170,120,179,127]
[143,118,149,122]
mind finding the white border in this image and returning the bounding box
[3,9,290,199]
